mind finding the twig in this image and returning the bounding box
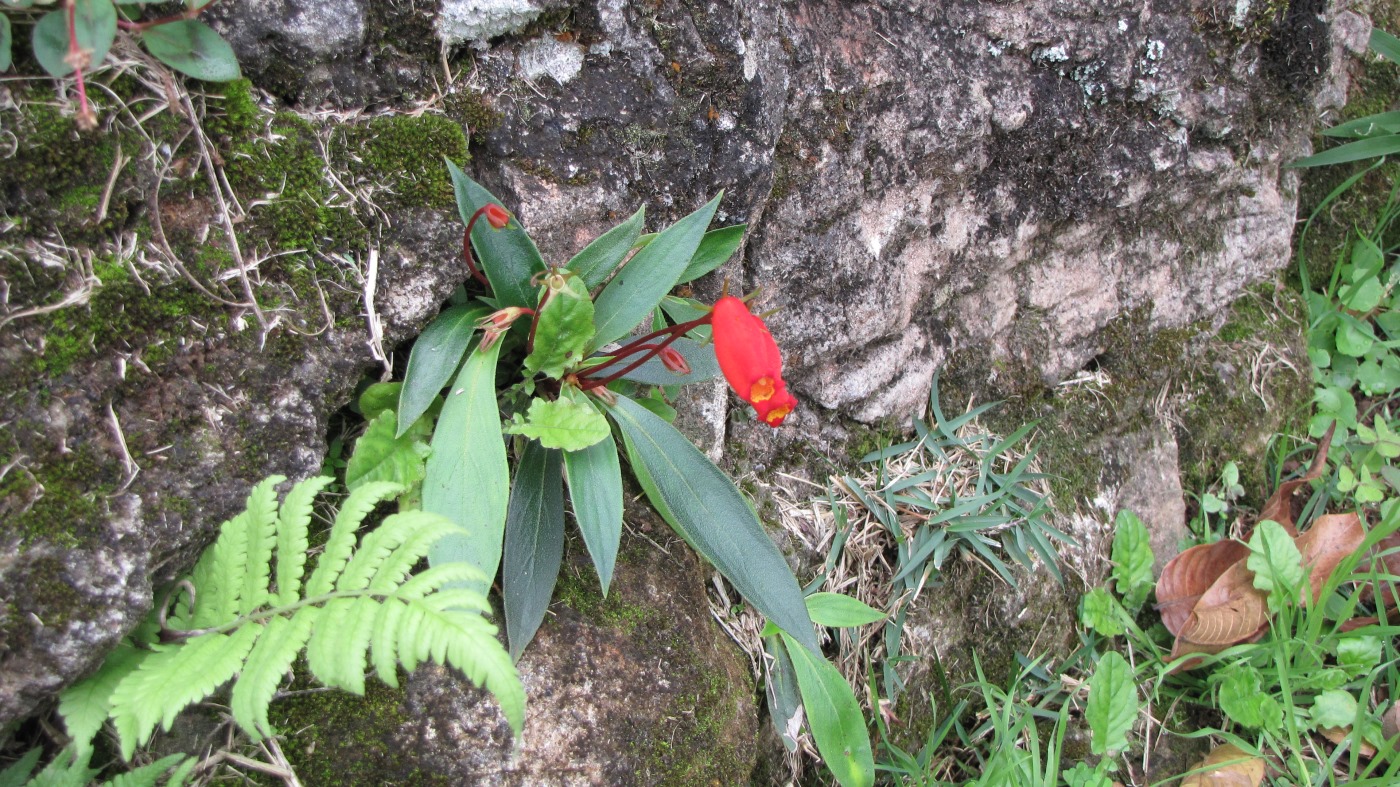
[105,401,139,492]
[94,144,129,224]
[362,249,390,378]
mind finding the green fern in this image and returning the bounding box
[60,476,524,761]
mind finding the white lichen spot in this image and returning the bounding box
[743,41,758,81]
[1118,19,1128,33]
[437,0,542,48]
[518,38,585,84]
[987,40,1005,57]
[1033,44,1069,64]
[1231,0,1252,28]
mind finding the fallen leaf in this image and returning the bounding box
[1383,700,1400,743]
[1256,423,1334,536]
[1156,540,1250,636]
[1319,725,1378,758]
[1294,512,1366,604]
[1180,743,1265,786]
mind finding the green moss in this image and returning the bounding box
[272,676,441,786]
[339,115,470,210]
[205,79,261,141]
[444,89,502,141]
[0,442,118,548]
[554,552,656,634]
[640,659,748,786]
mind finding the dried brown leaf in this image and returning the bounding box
[1179,743,1265,787]
[1156,540,1250,637]
[1256,424,1334,537]
[1295,512,1366,603]
[1319,725,1378,758]
[1176,558,1269,652]
[1382,700,1400,744]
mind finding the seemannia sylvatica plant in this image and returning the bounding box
[350,160,876,786]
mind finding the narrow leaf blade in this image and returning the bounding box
[503,442,566,661]
[445,162,544,308]
[398,305,489,436]
[780,632,875,787]
[563,434,624,595]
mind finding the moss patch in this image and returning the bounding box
[338,115,469,211]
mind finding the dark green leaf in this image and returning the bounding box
[0,15,12,72]
[1086,651,1136,755]
[504,395,611,451]
[1372,28,1400,67]
[567,207,645,289]
[141,19,240,81]
[445,161,545,308]
[503,441,565,661]
[677,224,746,284]
[1322,110,1400,139]
[1290,135,1400,168]
[617,337,721,385]
[423,340,508,595]
[524,271,595,379]
[608,393,820,653]
[763,637,803,753]
[1111,510,1154,612]
[779,631,875,787]
[398,304,489,436]
[805,592,885,629]
[563,431,623,595]
[33,0,117,78]
[591,193,722,350]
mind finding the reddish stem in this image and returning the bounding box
[462,206,497,289]
[117,0,221,32]
[576,316,710,390]
[525,285,552,356]
[64,0,96,130]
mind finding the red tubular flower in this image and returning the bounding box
[484,204,511,229]
[711,295,797,427]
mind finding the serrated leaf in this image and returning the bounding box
[1111,509,1155,612]
[240,474,283,615]
[805,592,885,629]
[359,381,402,420]
[193,475,285,627]
[397,304,489,436]
[58,644,145,758]
[503,441,565,661]
[231,609,317,740]
[505,395,611,451]
[1337,634,1382,678]
[567,207,645,289]
[1086,651,1136,755]
[32,0,117,78]
[1247,520,1305,610]
[608,393,820,654]
[524,271,595,379]
[0,748,41,787]
[395,599,525,734]
[677,224,746,284]
[109,627,260,759]
[104,754,190,787]
[424,339,508,596]
[446,162,544,308]
[275,476,333,605]
[617,336,722,385]
[779,631,875,787]
[1079,587,1125,636]
[591,193,722,349]
[346,410,431,492]
[563,429,624,595]
[1217,663,1280,732]
[305,481,403,597]
[141,19,240,81]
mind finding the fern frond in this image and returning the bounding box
[275,476,333,605]
[26,747,97,787]
[394,563,488,601]
[240,475,283,615]
[108,626,260,760]
[368,518,465,593]
[304,481,401,597]
[394,599,525,735]
[102,754,190,787]
[230,607,317,740]
[305,597,376,695]
[336,511,445,592]
[193,476,286,627]
[58,644,145,758]
[370,598,407,688]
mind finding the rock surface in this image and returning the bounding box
[0,0,1355,780]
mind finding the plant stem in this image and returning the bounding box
[462,206,495,289]
[64,0,96,131]
[163,589,387,639]
[116,0,222,32]
[576,315,709,390]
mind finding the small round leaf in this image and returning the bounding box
[141,19,240,82]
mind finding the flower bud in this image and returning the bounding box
[710,296,797,428]
[659,346,692,375]
[485,204,511,229]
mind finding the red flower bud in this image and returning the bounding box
[485,204,511,229]
[477,306,533,351]
[659,346,692,375]
[711,296,797,427]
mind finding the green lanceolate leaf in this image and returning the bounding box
[424,339,509,595]
[525,271,595,379]
[677,224,746,284]
[779,631,875,787]
[563,428,624,595]
[608,393,820,653]
[567,207,645,289]
[505,394,610,452]
[446,161,545,308]
[1111,510,1154,612]
[0,15,12,73]
[617,336,721,385]
[141,19,240,82]
[1323,110,1400,139]
[398,304,490,436]
[805,592,885,629]
[1291,134,1400,168]
[33,0,117,78]
[346,410,432,492]
[1372,28,1400,67]
[591,193,722,350]
[1086,651,1136,756]
[503,441,565,661]
[763,636,803,752]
